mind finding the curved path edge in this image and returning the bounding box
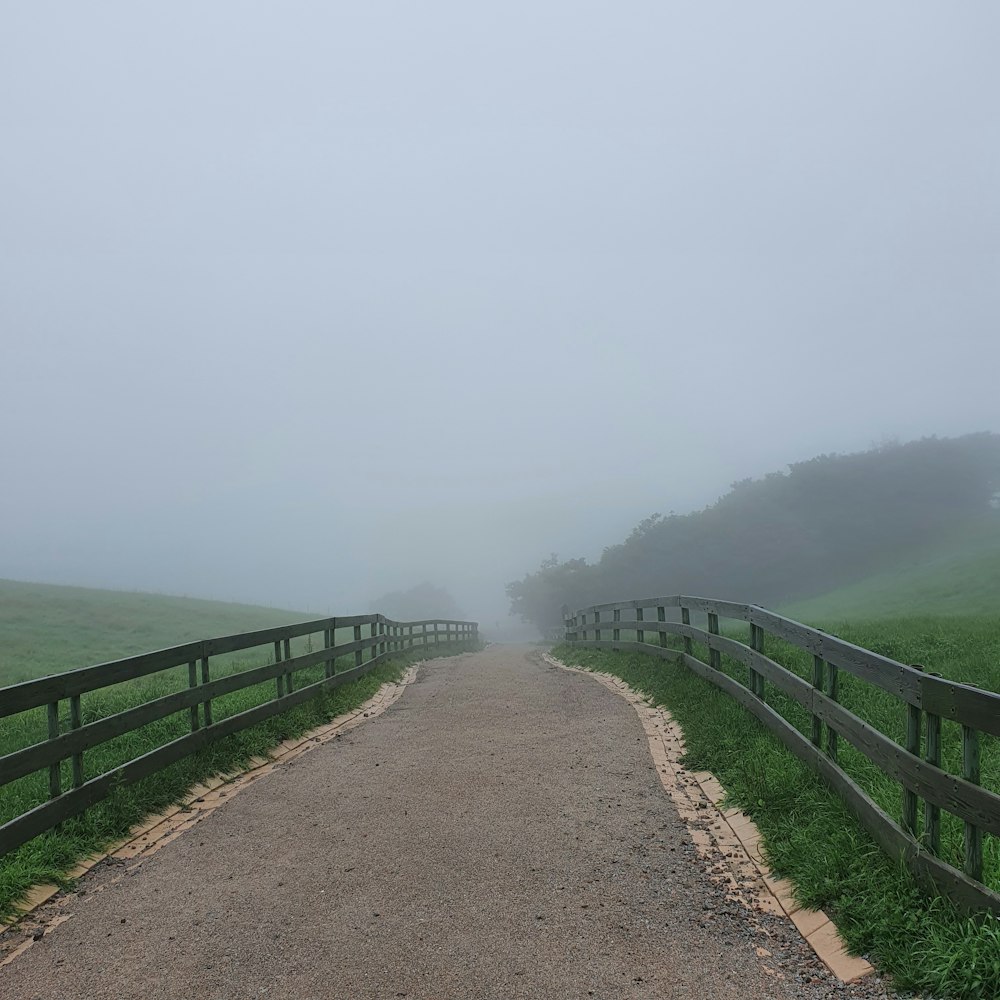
[543,653,874,985]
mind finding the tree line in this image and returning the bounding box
[506,433,1000,632]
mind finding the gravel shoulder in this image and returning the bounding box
[1,646,900,999]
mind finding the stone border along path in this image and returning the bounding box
[543,653,873,984]
[0,646,897,999]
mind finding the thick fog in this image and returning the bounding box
[2,3,998,631]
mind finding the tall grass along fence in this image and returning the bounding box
[0,613,477,859]
[563,596,1000,915]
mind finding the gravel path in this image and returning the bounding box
[2,646,899,999]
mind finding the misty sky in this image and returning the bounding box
[3,3,998,627]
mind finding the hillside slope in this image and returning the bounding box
[0,580,316,685]
[778,516,1000,622]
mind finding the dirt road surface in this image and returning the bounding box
[2,646,892,999]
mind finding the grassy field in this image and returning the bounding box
[779,515,1000,622]
[0,580,476,920]
[554,613,1000,999]
[0,579,324,686]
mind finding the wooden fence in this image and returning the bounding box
[564,596,1000,914]
[0,613,478,858]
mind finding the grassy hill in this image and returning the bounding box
[779,515,1000,623]
[0,579,317,686]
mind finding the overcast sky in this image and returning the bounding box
[2,3,998,628]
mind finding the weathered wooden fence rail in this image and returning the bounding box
[564,596,1000,914]
[0,613,478,858]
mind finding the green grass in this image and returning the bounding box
[0,579,477,920]
[554,618,1000,1000]
[779,515,1000,622]
[0,578,323,686]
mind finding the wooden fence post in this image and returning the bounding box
[613,608,621,644]
[636,607,644,645]
[750,624,765,698]
[283,638,293,693]
[354,625,363,667]
[201,655,213,726]
[810,655,824,745]
[903,700,922,837]
[274,641,284,698]
[680,606,692,655]
[69,694,84,788]
[47,701,61,800]
[924,710,942,854]
[658,606,667,648]
[826,661,839,762]
[189,660,201,728]
[707,612,720,669]
[324,626,334,679]
[594,610,601,642]
[963,725,983,881]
